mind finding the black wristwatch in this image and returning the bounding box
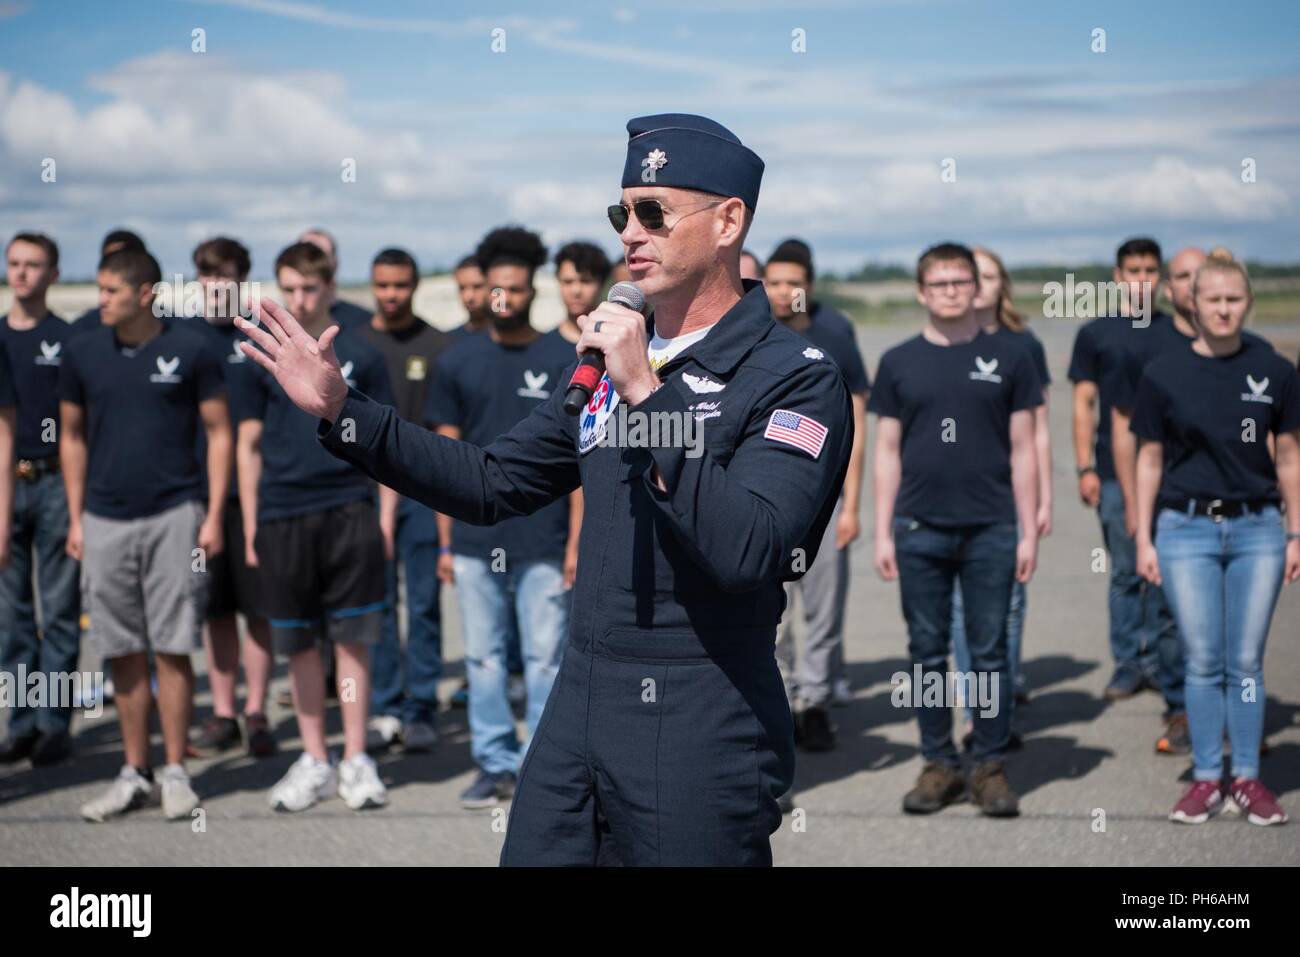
[1076,465,1097,479]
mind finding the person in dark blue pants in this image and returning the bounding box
[871,243,1043,818]
[237,113,853,865]
[0,233,79,766]
[357,249,452,753]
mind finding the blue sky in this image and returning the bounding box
[2,0,1298,280]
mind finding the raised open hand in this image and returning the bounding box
[237,298,348,422]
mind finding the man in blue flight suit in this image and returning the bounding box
[236,113,854,866]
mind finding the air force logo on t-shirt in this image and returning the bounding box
[149,356,182,384]
[969,356,1002,384]
[578,373,619,455]
[340,360,357,387]
[35,340,62,366]
[1242,374,1273,404]
[228,339,246,364]
[517,370,551,400]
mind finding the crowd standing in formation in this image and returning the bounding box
[0,220,1297,833]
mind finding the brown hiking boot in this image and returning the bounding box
[1155,713,1191,756]
[902,761,966,814]
[970,761,1020,817]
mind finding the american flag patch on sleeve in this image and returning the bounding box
[764,409,828,459]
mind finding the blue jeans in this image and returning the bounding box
[0,473,81,735]
[372,497,443,724]
[454,555,568,775]
[1156,505,1285,782]
[952,577,1024,724]
[894,517,1016,766]
[1098,479,1184,715]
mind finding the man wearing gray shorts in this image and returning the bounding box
[59,248,231,823]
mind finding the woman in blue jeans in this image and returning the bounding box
[1132,248,1300,827]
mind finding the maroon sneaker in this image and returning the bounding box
[1227,778,1288,826]
[1169,781,1225,824]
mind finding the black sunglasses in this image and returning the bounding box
[607,198,722,234]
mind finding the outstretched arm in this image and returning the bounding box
[237,299,580,524]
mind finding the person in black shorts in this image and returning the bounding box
[234,241,398,812]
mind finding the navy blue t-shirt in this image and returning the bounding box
[1131,337,1300,505]
[235,328,395,522]
[0,313,68,459]
[331,299,371,329]
[993,325,1050,388]
[0,340,15,408]
[1111,315,1271,412]
[424,328,573,562]
[794,304,870,395]
[181,316,252,504]
[72,308,102,335]
[870,329,1043,527]
[58,319,226,520]
[1067,311,1171,479]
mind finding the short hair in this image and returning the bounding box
[99,248,162,290]
[372,247,419,281]
[192,237,251,280]
[454,255,482,273]
[767,238,814,283]
[101,229,145,255]
[475,226,548,279]
[275,241,334,284]
[740,248,763,270]
[1116,237,1162,268]
[554,241,611,285]
[7,232,59,270]
[301,227,337,256]
[916,242,978,284]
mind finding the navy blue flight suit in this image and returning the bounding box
[318,280,853,865]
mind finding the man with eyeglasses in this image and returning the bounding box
[871,242,1041,818]
[236,113,853,866]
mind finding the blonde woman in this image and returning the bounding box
[1133,249,1300,826]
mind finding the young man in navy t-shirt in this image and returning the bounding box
[179,237,278,759]
[70,229,148,335]
[871,242,1040,818]
[424,227,576,809]
[1071,235,1185,722]
[358,248,452,753]
[763,238,869,752]
[60,248,232,823]
[298,228,371,330]
[234,241,397,813]
[0,233,80,767]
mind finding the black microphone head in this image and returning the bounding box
[607,281,645,314]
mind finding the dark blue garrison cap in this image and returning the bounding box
[621,113,764,211]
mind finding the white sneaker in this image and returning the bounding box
[160,763,200,820]
[402,720,438,753]
[365,715,403,752]
[831,679,853,708]
[269,752,336,812]
[338,752,388,810]
[81,765,158,823]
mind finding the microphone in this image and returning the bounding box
[563,281,646,416]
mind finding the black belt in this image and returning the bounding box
[1161,498,1275,521]
[15,458,60,482]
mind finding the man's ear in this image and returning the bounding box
[717,198,747,247]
